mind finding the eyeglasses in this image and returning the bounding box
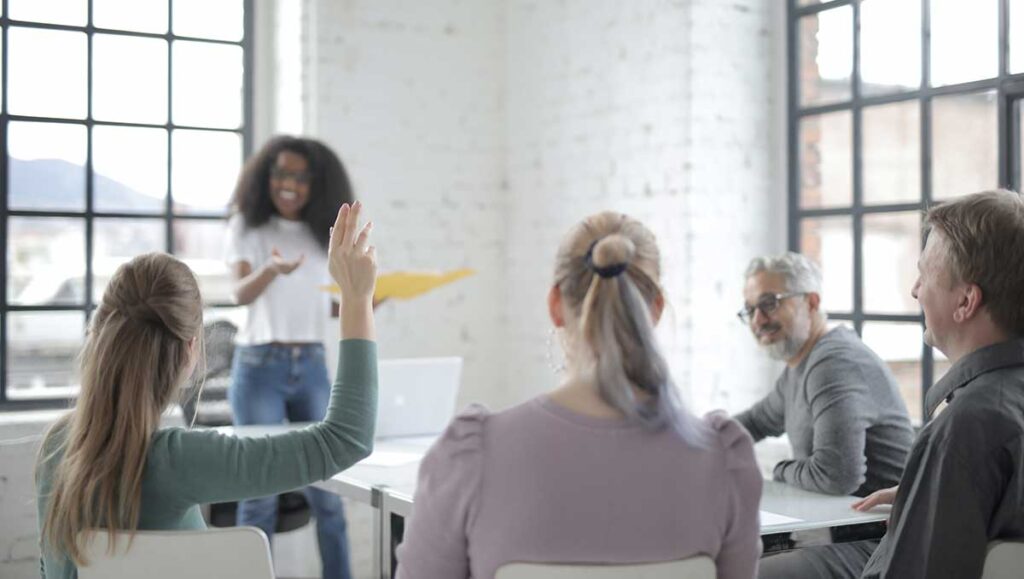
[270,166,312,185]
[736,292,805,324]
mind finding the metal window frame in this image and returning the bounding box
[0,0,254,411]
[788,0,1018,420]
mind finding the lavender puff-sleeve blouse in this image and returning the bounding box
[395,396,763,579]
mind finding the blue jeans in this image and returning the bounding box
[229,343,352,579]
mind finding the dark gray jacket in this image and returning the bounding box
[862,338,1024,579]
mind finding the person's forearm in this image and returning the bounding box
[233,264,278,305]
[341,299,375,340]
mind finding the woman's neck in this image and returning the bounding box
[547,375,625,419]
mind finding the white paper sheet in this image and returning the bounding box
[359,451,422,467]
[760,510,803,526]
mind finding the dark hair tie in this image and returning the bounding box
[585,239,629,279]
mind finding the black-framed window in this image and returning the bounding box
[0,0,253,410]
[788,0,1024,423]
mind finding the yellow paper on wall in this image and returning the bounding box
[321,268,475,301]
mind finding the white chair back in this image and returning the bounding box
[77,526,274,579]
[495,556,716,579]
[982,540,1024,579]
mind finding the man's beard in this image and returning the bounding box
[759,311,812,361]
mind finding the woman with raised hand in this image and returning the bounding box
[396,211,763,579]
[36,202,378,579]
[224,136,360,578]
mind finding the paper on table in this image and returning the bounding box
[359,451,422,468]
[321,269,475,302]
[760,510,803,526]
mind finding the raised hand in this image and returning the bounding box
[328,202,376,340]
[269,247,305,275]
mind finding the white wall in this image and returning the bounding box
[305,0,509,413]
[305,0,786,413]
[503,0,785,413]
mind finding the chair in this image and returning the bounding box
[77,527,274,579]
[495,556,716,579]
[982,540,1024,579]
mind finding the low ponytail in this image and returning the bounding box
[555,214,706,445]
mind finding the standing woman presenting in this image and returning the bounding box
[224,136,357,578]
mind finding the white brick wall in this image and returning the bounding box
[306,0,509,413]
[503,0,785,413]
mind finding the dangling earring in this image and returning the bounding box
[546,327,566,373]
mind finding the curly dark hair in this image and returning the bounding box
[229,136,354,250]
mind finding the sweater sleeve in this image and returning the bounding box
[772,356,871,495]
[394,405,487,579]
[706,411,763,579]
[152,339,377,505]
[734,377,786,442]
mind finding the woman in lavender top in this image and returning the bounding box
[395,212,762,579]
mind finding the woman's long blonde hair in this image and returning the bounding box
[37,252,203,565]
[554,212,706,444]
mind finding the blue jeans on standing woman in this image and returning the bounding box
[229,343,352,579]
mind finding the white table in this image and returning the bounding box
[215,424,435,578]
[217,425,888,578]
[375,479,888,578]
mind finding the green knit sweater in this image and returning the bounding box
[36,339,378,579]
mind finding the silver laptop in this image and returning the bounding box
[375,357,462,439]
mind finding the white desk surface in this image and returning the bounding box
[379,479,887,535]
[215,424,888,534]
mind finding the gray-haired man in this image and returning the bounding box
[735,252,914,497]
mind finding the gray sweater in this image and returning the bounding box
[736,327,914,497]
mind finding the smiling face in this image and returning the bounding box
[912,231,960,354]
[269,150,312,220]
[743,270,814,361]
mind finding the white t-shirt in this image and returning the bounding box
[223,213,331,345]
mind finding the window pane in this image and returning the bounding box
[1020,100,1024,191]
[6,311,84,401]
[172,41,244,129]
[92,219,166,302]
[800,217,853,313]
[799,7,852,107]
[93,34,168,124]
[8,28,87,119]
[9,0,86,26]
[862,322,923,424]
[862,101,920,205]
[932,91,998,201]
[860,0,921,96]
[863,212,921,315]
[1012,0,1024,73]
[931,0,997,86]
[93,126,168,213]
[174,220,233,304]
[171,129,242,215]
[173,0,244,42]
[800,111,852,208]
[7,217,86,306]
[8,121,87,211]
[94,0,168,34]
